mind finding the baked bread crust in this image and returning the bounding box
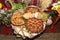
[11,13,24,25]
[26,18,43,33]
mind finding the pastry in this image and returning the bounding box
[25,7,40,13]
[26,18,43,33]
[11,13,24,25]
[23,12,34,19]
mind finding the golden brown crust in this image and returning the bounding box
[11,13,25,25]
[26,18,43,33]
[25,7,40,13]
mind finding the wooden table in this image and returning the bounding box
[0,33,60,40]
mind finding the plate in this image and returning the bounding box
[11,5,46,39]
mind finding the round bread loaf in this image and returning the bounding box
[26,18,43,33]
